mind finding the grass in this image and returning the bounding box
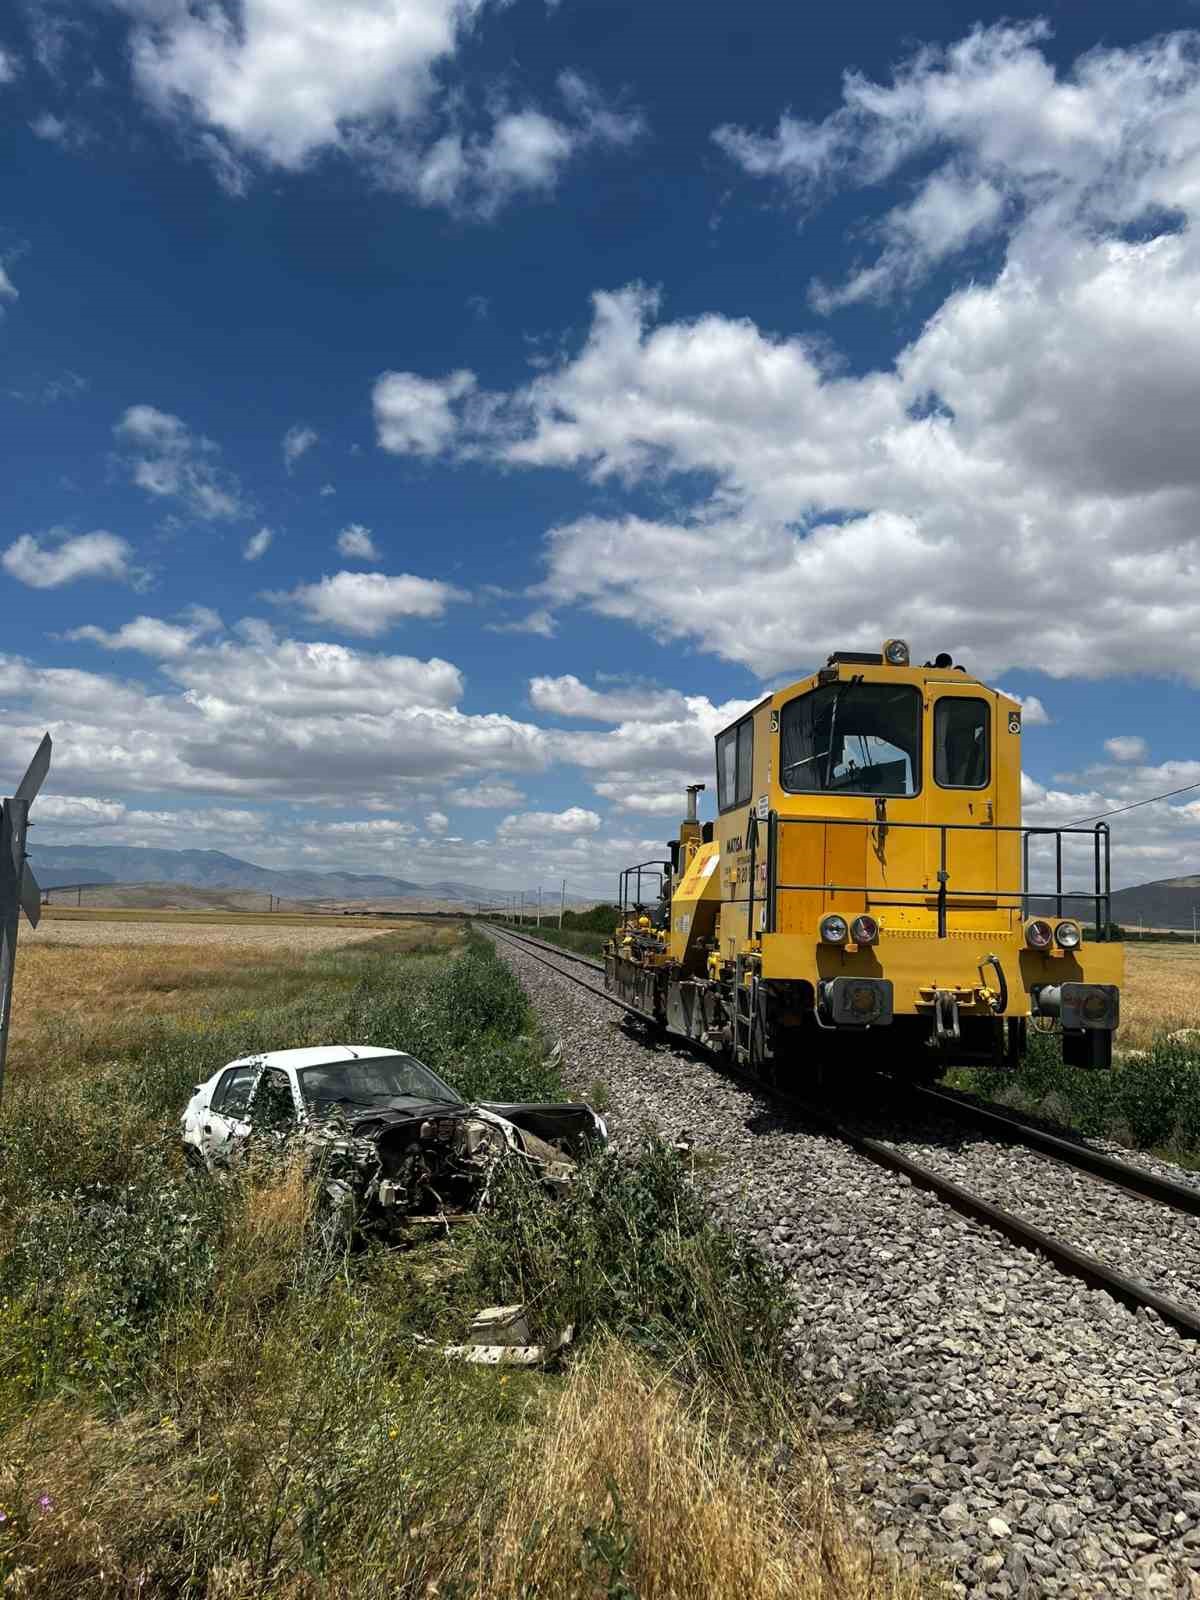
[0,922,920,1598]
[38,905,429,928]
[493,919,610,959]
[949,942,1200,1158]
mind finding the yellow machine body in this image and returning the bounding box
[607,641,1123,1081]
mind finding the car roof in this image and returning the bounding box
[220,1045,412,1073]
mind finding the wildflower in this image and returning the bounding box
[207,1493,220,1506]
[0,1510,8,1524]
[388,1428,398,1440]
[499,1376,509,1386]
[38,1496,54,1512]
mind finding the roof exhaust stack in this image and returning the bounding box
[685,783,705,824]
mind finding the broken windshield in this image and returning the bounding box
[298,1054,464,1110]
[780,682,921,796]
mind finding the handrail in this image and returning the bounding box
[767,813,1111,938]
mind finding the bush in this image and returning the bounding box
[465,1138,794,1403]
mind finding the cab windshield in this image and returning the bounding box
[780,681,921,796]
[297,1054,463,1110]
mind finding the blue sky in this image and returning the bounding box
[3,0,1200,895]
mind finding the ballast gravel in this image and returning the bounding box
[486,929,1200,1600]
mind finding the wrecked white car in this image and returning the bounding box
[181,1044,607,1237]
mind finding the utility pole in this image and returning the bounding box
[537,886,542,926]
[559,878,566,929]
[519,891,525,925]
[0,734,52,1108]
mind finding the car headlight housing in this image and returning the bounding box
[1054,920,1082,950]
[1024,918,1053,950]
[819,914,848,944]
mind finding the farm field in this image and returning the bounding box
[0,919,917,1599]
[1120,941,1200,1049]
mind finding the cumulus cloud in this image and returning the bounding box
[272,569,467,636]
[283,424,318,470]
[487,607,558,638]
[65,607,222,659]
[447,781,526,808]
[373,369,477,456]
[498,806,601,839]
[2,529,134,588]
[996,691,1051,727]
[243,527,273,561]
[107,1,642,213]
[355,27,1200,686]
[0,264,18,303]
[336,524,381,561]
[530,673,690,722]
[0,47,17,83]
[115,405,247,521]
[1105,735,1149,763]
[425,809,449,834]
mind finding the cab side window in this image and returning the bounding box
[934,698,990,788]
[716,718,754,812]
[212,1064,258,1117]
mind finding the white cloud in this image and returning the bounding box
[243,526,273,561]
[336,523,380,561]
[373,369,476,456]
[115,405,247,521]
[448,781,525,808]
[320,483,336,497]
[498,806,601,839]
[0,265,18,302]
[352,27,1200,687]
[425,808,449,834]
[108,1,642,214]
[34,794,127,827]
[0,47,17,83]
[487,607,558,638]
[272,570,467,636]
[996,691,1051,727]
[1105,735,1148,763]
[530,673,690,722]
[283,424,318,470]
[65,607,221,659]
[3,530,133,589]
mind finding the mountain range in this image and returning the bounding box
[32,845,500,904]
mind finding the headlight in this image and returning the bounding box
[883,638,910,666]
[1055,920,1082,950]
[850,914,879,946]
[1024,918,1053,950]
[819,914,848,944]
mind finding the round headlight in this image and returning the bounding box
[820,914,849,944]
[850,914,879,946]
[884,638,910,666]
[1024,918,1054,950]
[1055,920,1082,950]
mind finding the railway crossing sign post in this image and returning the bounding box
[0,734,52,1108]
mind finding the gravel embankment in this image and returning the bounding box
[486,928,1200,1600]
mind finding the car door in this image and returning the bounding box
[245,1066,302,1140]
[202,1062,261,1168]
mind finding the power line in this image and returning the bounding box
[1065,779,1200,828]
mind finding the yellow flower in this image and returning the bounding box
[388,1429,398,1440]
[499,1376,509,1386]
[207,1493,220,1506]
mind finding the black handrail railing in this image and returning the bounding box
[764,813,1111,938]
[618,859,671,922]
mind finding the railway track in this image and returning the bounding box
[486,921,1200,1340]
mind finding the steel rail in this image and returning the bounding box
[484,921,1200,1341]
[911,1085,1200,1219]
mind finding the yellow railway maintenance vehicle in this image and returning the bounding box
[606,640,1123,1085]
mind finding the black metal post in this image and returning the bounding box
[1055,833,1063,920]
[937,825,948,938]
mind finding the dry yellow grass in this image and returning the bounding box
[483,1342,925,1600]
[1119,943,1200,1049]
[6,919,460,1075]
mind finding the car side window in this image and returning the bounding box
[212,1064,259,1117]
[248,1067,297,1132]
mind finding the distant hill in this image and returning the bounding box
[30,844,544,909]
[1109,875,1200,930]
